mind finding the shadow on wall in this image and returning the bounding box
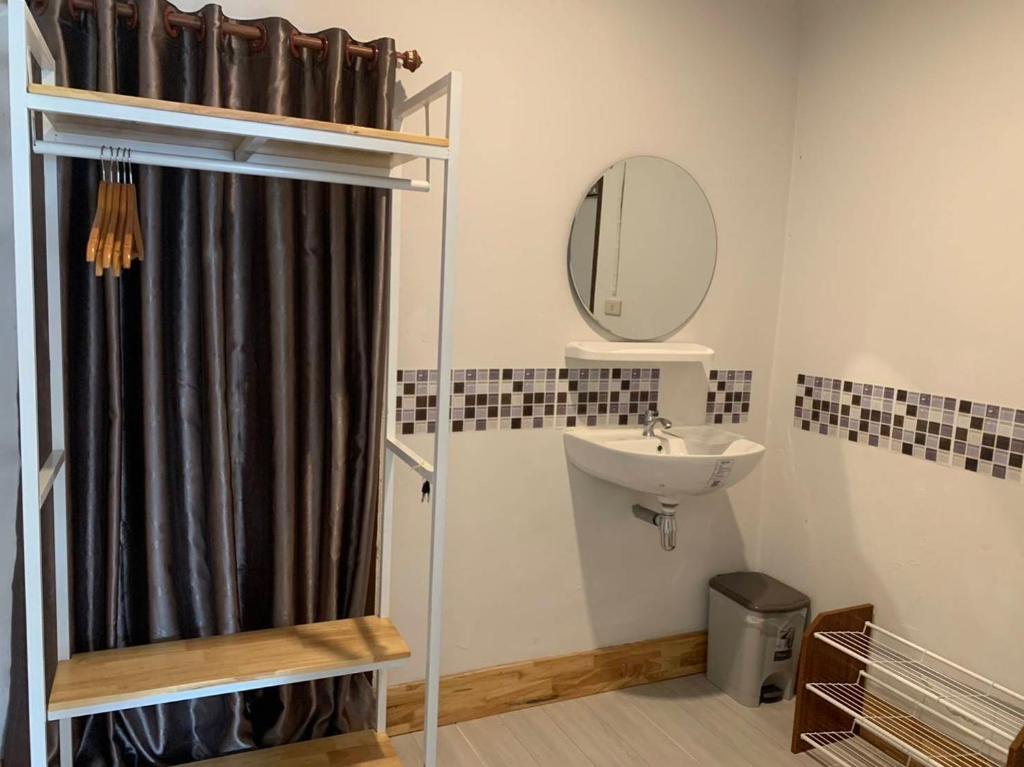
[565,457,746,650]
[765,419,896,624]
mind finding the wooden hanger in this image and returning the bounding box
[97,147,120,275]
[125,148,143,265]
[85,146,109,265]
[112,149,130,277]
[87,146,145,277]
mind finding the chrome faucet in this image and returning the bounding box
[642,409,673,438]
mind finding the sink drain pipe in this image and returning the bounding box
[632,503,678,551]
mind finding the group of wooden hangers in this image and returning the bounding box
[86,146,144,277]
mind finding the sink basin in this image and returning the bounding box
[564,425,765,501]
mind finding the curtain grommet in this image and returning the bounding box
[193,14,205,41]
[124,2,139,31]
[345,41,378,68]
[68,0,82,22]
[163,6,179,38]
[293,32,329,61]
[249,22,267,53]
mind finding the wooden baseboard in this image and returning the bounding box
[386,630,707,736]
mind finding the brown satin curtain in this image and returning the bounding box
[5,1,394,764]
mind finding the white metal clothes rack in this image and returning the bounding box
[4,1,460,765]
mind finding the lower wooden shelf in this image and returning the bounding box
[48,616,409,720]
[191,730,400,766]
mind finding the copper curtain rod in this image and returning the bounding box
[63,0,423,71]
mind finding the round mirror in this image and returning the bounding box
[567,156,717,340]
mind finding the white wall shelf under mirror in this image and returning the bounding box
[565,341,714,363]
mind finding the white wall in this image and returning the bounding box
[759,0,1024,691]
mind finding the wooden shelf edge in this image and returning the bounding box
[1011,728,1024,767]
[27,83,449,149]
[190,730,400,766]
[48,616,409,721]
[791,603,875,755]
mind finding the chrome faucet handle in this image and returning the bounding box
[642,409,672,437]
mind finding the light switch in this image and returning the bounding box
[604,298,623,316]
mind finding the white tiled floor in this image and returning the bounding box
[391,674,814,766]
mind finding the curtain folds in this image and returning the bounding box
[6,1,394,764]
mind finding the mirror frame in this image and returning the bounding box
[566,155,718,341]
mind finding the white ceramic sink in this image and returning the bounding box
[564,425,765,501]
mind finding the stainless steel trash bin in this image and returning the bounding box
[706,571,809,707]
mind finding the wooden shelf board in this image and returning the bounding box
[27,85,447,175]
[190,731,400,767]
[29,84,448,148]
[48,616,409,720]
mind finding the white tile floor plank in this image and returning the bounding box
[688,675,806,761]
[535,697,650,766]
[615,680,775,766]
[652,676,802,767]
[393,726,487,767]
[580,688,700,765]
[391,731,426,766]
[391,674,813,766]
[689,675,796,744]
[458,716,541,767]
[499,705,595,767]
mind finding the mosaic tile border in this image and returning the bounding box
[396,368,661,434]
[707,370,753,424]
[793,373,1024,483]
[396,367,755,434]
